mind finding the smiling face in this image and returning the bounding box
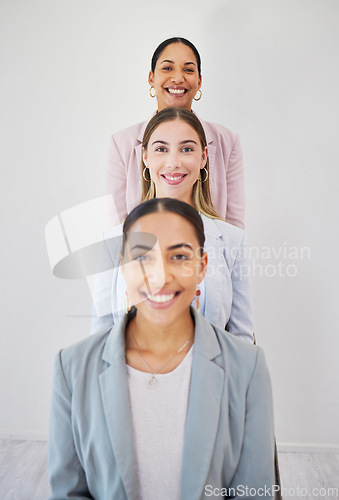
[149,42,202,111]
[143,119,207,205]
[121,211,207,329]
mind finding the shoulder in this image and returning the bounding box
[199,118,239,146]
[54,330,110,388]
[201,214,245,247]
[194,310,261,384]
[214,323,269,391]
[103,222,123,239]
[217,323,257,363]
[55,313,128,390]
[110,120,147,147]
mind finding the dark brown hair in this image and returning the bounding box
[151,37,201,75]
[122,198,205,257]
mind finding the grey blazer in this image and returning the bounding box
[49,308,275,500]
[91,215,253,342]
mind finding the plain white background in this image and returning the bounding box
[0,0,338,448]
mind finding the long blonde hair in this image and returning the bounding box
[141,108,222,220]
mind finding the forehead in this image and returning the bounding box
[150,119,200,144]
[157,43,198,65]
[126,211,200,248]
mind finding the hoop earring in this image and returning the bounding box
[149,87,156,98]
[125,293,131,314]
[194,89,202,101]
[197,167,208,183]
[143,166,151,181]
[195,288,201,312]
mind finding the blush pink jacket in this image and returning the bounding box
[106,118,245,228]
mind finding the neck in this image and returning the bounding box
[155,191,194,207]
[126,308,194,356]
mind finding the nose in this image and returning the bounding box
[171,68,184,84]
[165,150,181,170]
[145,253,171,295]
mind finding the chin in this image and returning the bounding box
[141,308,177,328]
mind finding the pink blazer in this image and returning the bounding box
[106,117,245,228]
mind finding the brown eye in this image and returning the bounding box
[173,254,190,261]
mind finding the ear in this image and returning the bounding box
[197,74,202,90]
[142,146,148,166]
[148,70,154,87]
[197,252,208,284]
[200,146,208,169]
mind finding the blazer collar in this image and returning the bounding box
[137,116,154,143]
[198,117,214,145]
[100,308,224,499]
[181,309,225,499]
[200,215,225,326]
[100,312,138,500]
[201,213,222,240]
[102,306,220,363]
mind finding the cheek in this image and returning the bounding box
[188,75,200,88]
[154,73,166,87]
[187,156,203,176]
[179,261,200,283]
[148,159,161,177]
[123,264,144,294]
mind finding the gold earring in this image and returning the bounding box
[194,89,202,101]
[197,167,208,183]
[125,293,131,314]
[149,87,156,98]
[195,288,201,312]
[143,166,151,181]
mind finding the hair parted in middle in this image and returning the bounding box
[122,197,205,258]
[141,107,222,220]
[151,37,202,76]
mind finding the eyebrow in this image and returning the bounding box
[168,243,193,251]
[130,244,153,252]
[130,243,193,252]
[160,59,196,67]
[151,139,198,146]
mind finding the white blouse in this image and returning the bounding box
[126,346,193,500]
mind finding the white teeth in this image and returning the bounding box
[164,175,184,181]
[148,294,175,303]
[167,88,185,94]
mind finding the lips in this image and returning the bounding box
[148,293,175,303]
[165,87,187,95]
[143,290,181,309]
[161,173,187,185]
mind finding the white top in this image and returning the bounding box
[126,346,193,500]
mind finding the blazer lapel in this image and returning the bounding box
[202,215,225,327]
[200,118,217,192]
[181,309,225,499]
[99,315,138,500]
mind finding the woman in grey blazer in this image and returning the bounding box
[92,108,253,342]
[49,198,275,499]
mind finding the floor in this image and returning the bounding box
[0,439,338,499]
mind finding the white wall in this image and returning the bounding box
[1,0,338,448]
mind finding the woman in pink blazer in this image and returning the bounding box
[107,37,245,229]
